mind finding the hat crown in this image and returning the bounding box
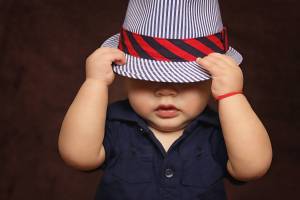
[123,0,224,39]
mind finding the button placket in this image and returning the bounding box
[165,168,174,178]
[137,126,146,134]
[196,146,203,158]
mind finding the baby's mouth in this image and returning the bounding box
[155,105,179,118]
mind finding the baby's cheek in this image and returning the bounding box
[184,98,208,116]
[128,94,154,114]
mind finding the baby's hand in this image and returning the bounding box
[85,47,126,86]
[196,53,244,100]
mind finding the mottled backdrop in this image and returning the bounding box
[0,0,299,199]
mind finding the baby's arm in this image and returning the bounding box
[218,94,272,181]
[197,53,272,182]
[58,48,126,171]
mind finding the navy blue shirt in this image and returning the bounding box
[95,99,247,200]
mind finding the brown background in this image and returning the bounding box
[1,0,299,199]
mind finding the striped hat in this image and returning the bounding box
[101,0,243,83]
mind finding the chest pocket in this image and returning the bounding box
[112,148,154,184]
[181,148,224,188]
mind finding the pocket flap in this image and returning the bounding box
[112,150,153,183]
[181,153,223,188]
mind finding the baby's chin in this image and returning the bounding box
[147,119,188,134]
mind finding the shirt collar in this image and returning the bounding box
[107,99,220,128]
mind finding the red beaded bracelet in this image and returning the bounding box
[216,91,243,100]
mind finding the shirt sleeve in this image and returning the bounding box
[210,126,248,185]
[97,108,116,171]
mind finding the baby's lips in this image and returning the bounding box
[155,104,179,111]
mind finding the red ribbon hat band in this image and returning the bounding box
[118,26,229,62]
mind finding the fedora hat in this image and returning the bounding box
[101,0,243,83]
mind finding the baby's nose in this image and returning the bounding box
[155,85,178,96]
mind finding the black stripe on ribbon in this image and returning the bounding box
[142,36,183,62]
[126,31,154,60]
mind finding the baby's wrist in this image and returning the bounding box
[215,91,243,101]
[85,78,110,88]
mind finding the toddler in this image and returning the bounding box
[58,0,272,199]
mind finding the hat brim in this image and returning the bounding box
[101,33,243,83]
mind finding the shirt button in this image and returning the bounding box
[165,168,174,178]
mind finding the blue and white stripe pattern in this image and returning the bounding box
[101,0,243,83]
[123,0,223,39]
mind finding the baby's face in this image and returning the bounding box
[123,77,212,134]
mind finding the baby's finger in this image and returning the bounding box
[209,52,238,67]
[101,50,126,65]
[111,52,126,65]
[196,57,219,76]
[204,54,231,70]
[95,47,124,57]
[110,47,126,56]
[114,57,126,65]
